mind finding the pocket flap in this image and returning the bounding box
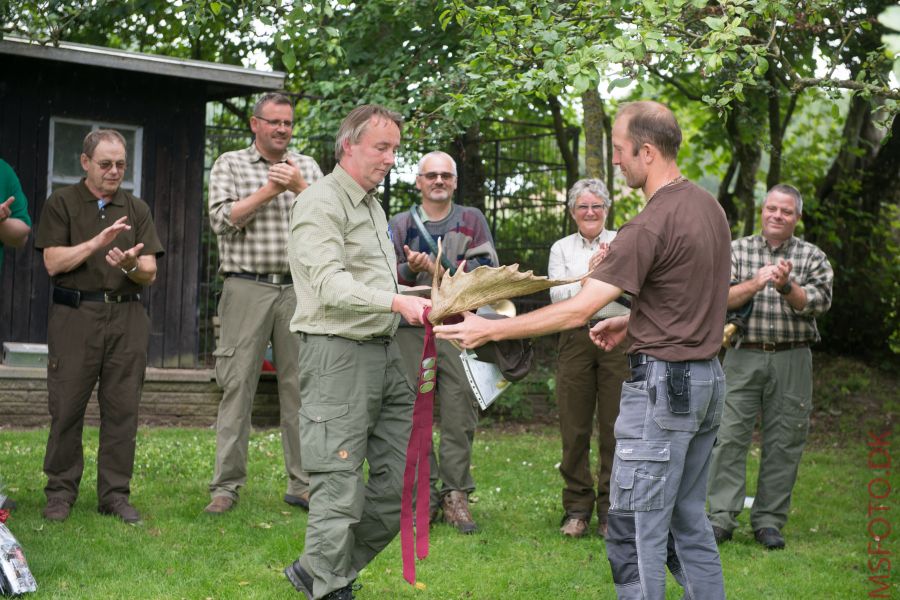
[616,466,635,490]
[300,403,350,423]
[212,347,235,358]
[616,441,671,462]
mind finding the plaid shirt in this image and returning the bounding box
[208,143,323,274]
[732,235,833,343]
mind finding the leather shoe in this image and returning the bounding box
[560,516,589,538]
[204,495,235,514]
[98,497,141,524]
[712,525,733,544]
[284,560,314,600]
[442,491,477,534]
[284,492,310,510]
[42,497,72,521]
[754,527,785,550]
[597,516,608,538]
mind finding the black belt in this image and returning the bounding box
[627,353,658,368]
[587,317,608,328]
[53,286,140,307]
[226,272,292,285]
[301,332,392,345]
[739,341,809,352]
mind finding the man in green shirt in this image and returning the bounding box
[0,159,32,273]
[283,105,430,600]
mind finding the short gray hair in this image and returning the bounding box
[253,92,293,116]
[335,104,404,161]
[83,129,126,158]
[767,183,803,214]
[417,151,457,175]
[567,179,611,212]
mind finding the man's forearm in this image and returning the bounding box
[228,183,282,226]
[124,255,157,286]
[727,279,759,310]
[43,241,98,276]
[0,218,30,248]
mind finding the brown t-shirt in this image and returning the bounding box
[35,180,164,294]
[591,179,730,361]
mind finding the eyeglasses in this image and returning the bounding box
[90,159,127,171]
[419,172,456,181]
[574,204,607,213]
[255,116,294,128]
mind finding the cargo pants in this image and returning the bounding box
[293,334,414,599]
[606,355,726,600]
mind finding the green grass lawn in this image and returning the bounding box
[0,421,896,599]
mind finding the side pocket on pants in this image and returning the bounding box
[298,403,356,472]
[212,346,235,389]
[611,440,670,512]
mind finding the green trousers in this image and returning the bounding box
[555,327,628,520]
[396,327,479,510]
[294,334,414,598]
[707,346,813,532]
[209,276,308,500]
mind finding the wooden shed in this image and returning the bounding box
[0,37,284,369]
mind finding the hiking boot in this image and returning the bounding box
[204,495,235,514]
[284,491,310,510]
[712,525,733,544]
[441,490,477,534]
[284,560,313,600]
[560,516,589,538]
[98,497,141,524]
[322,583,361,599]
[754,527,785,550]
[42,497,72,522]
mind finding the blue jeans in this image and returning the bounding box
[606,356,726,600]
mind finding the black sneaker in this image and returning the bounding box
[323,583,361,600]
[754,527,785,550]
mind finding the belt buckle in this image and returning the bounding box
[762,342,776,352]
[103,292,117,304]
[270,274,284,285]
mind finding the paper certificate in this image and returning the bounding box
[459,350,511,410]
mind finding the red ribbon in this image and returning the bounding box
[400,307,436,585]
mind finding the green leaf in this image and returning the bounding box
[282,49,296,71]
[703,16,725,31]
[209,2,222,16]
[572,73,591,94]
[733,26,751,37]
[607,77,630,91]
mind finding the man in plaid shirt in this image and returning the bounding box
[205,92,323,514]
[707,183,833,550]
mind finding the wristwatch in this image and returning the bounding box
[121,264,139,275]
[777,280,793,295]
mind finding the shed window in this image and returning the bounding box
[47,118,143,197]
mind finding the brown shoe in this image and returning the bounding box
[597,517,608,538]
[441,491,477,534]
[560,516,589,538]
[204,495,235,514]
[42,497,72,522]
[99,497,141,524]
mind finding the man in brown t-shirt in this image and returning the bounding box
[436,101,731,600]
[34,129,164,525]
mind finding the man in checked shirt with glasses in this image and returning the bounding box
[707,183,833,550]
[206,92,323,514]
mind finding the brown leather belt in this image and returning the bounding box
[740,341,809,352]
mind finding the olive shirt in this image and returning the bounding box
[288,165,399,340]
[35,179,164,294]
[591,179,731,361]
[0,159,31,267]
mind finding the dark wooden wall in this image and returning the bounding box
[0,55,208,368]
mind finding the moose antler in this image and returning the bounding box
[428,238,581,325]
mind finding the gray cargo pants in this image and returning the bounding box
[606,355,726,600]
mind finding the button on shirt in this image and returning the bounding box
[208,143,323,274]
[732,235,833,343]
[548,230,630,319]
[288,165,399,340]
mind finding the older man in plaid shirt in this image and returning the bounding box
[205,92,323,514]
[707,183,833,550]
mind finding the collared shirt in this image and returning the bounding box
[732,234,833,343]
[34,179,164,294]
[208,143,322,274]
[288,165,399,339]
[0,159,31,267]
[548,229,630,319]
